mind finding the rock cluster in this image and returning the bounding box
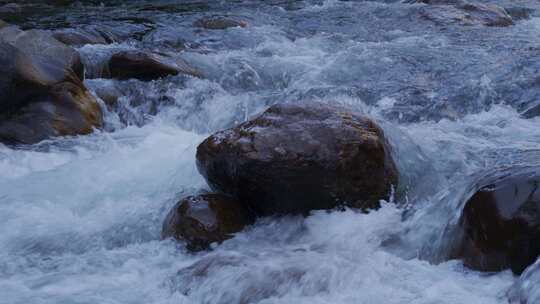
[0,19,204,144]
[163,102,400,250]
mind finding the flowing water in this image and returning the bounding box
[1,0,540,303]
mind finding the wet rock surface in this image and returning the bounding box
[454,166,540,274]
[0,28,102,144]
[1,1,540,303]
[197,102,399,216]
[417,0,514,27]
[194,17,247,30]
[0,26,85,80]
[162,194,254,251]
[108,50,202,81]
[52,27,110,46]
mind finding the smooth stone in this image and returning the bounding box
[108,50,202,81]
[453,166,540,274]
[196,102,399,216]
[162,194,254,251]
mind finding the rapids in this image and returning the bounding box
[1,0,540,303]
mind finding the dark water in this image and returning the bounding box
[1,0,540,303]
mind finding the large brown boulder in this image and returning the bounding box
[108,50,202,81]
[196,102,399,216]
[453,166,540,274]
[162,194,254,251]
[0,42,102,144]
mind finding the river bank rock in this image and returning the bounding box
[453,166,540,274]
[0,39,102,145]
[194,17,247,30]
[196,102,399,216]
[162,194,254,251]
[108,50,202,81]
[417,0,514,27]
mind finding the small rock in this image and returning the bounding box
[108,50,202,81]
[194,17,247,30]
[453,166,540,274]
[196,102,399,216]
[161,194,254,251]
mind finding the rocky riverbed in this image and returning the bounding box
[1,0,540,303]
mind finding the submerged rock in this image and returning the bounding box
[90,81,123,107]
[162,194,254,251]
[194,17,247,30]
[454,166,540,274]
[417,0,514,27]
[196,102,399,216]
[0,42,102,145]
[108,50,202,81]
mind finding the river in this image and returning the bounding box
[1,0,540,303]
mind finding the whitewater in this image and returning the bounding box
[1,0,540,303]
